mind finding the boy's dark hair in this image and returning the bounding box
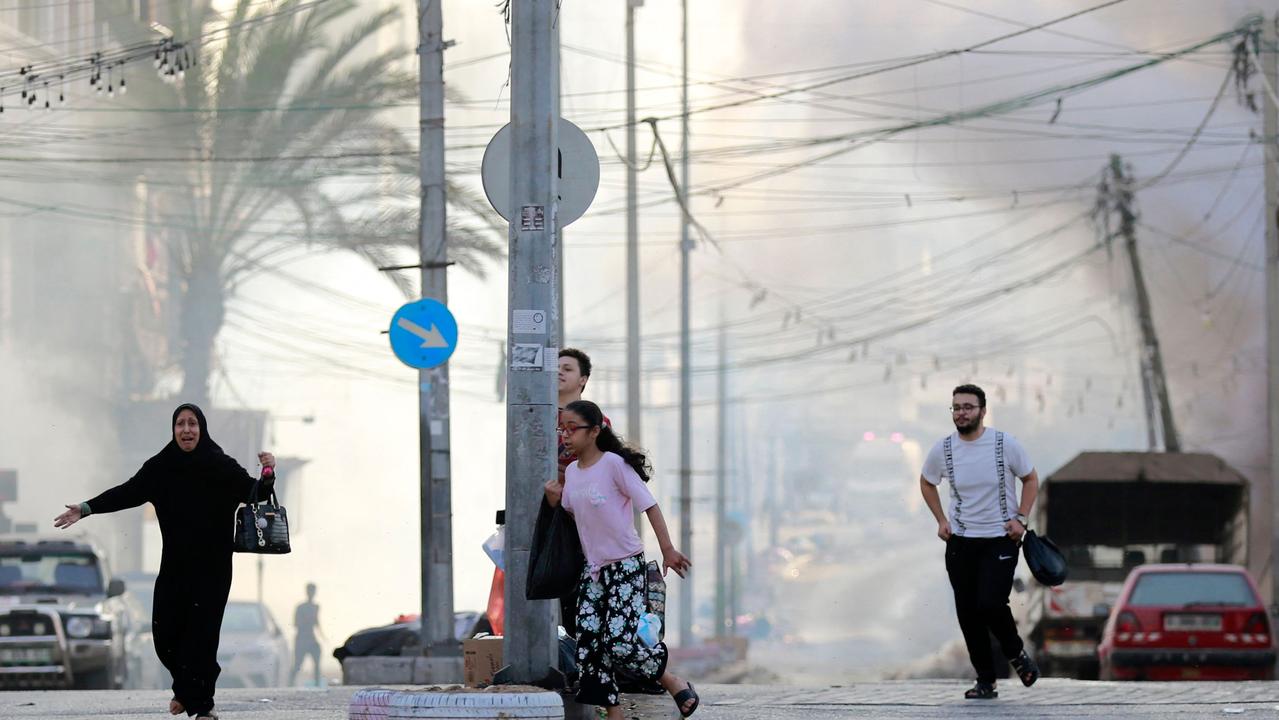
[559,348,592,377]
[952,383,987,407]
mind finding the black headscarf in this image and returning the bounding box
[156,403,227,470]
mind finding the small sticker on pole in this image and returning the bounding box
[520,205,545,231]
[513,309,547,335]
[510,343,545,370]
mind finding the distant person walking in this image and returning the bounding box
[54,403,275,720]
[291,582,324,686]
[919,384,1041,699]
[545,400,699,719]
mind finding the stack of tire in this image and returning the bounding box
[349,688,399,720]
[349,688,563,719]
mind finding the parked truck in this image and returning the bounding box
[1026,451,1249,679]
[0,538,134,689]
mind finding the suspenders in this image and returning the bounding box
[995,431,1009,523]
[944,431,1007,537]
[943,436,965,535]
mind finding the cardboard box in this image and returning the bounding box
[462,635,503,686]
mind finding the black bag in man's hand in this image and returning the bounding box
[1022,529,1067,586]
[526,498,585,600]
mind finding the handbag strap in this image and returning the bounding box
[246,479,280,508]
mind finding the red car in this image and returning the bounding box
[1098,564,1275,681]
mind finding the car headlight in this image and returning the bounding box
[62,615,111,639]
[65,617,93,638]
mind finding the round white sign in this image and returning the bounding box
[481,118,601,227]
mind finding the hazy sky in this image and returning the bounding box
[4,0,1273,678]
[218,0,1274,670]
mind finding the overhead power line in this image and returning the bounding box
[678,24,1255,200]
[591,0,1135,132]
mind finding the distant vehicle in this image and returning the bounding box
[1097,564,1274,681]
[217,601,289,688]
[454,611,483,642]
[1026,452,1249,679]
[0,538,132,689]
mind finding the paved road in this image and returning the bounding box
[4,680,1279,719]
[627,679,1279,718]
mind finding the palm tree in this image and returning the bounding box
[112,0,502,405]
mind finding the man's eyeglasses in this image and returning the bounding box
[950,404,981,413]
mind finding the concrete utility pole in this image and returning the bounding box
[500,0,561,685]
[714,316,727,638]
[625,0,642,447]
[677,0,694,650]
[729,412,742,635]
[417,0,457,665]
[741,413,754,596]
[767,434,780,549]
[1101,154,1181,452]
[555,17,564,336]
[1261,14,1279,610]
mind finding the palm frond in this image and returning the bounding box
[140,0,504,308]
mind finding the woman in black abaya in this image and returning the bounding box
[54,403,275,720]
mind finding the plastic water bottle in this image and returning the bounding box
[482,511,505,570]
[636,612,662,647]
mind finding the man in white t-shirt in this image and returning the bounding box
[920,384,1041,699]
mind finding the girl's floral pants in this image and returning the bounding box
[575,554,668,707]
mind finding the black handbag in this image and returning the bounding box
[1022,529,1066,586]
[525,498,584,600]
[233,480,291,555]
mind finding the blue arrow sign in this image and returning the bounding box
[389,299,458,369]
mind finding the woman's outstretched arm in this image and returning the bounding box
[55,464,155,528]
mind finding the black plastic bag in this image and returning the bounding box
[526,498,585,600]
[1022,529,1068,586]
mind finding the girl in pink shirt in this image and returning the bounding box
[545,400,700,718]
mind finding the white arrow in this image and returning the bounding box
[397,317,450,349]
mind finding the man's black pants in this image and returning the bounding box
[945,534,1024,684]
